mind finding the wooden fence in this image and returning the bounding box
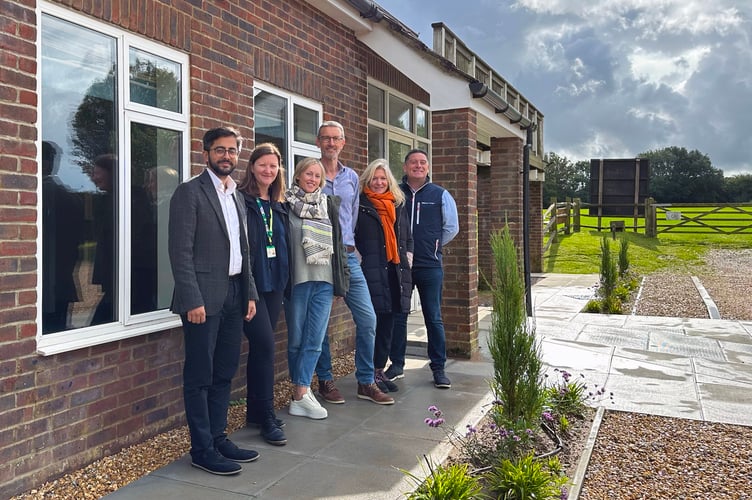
[543,198,752,249]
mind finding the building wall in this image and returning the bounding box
[431,108,479,357]
[0,0,366,496]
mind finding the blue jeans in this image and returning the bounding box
[182,278,243,458]
[316,251,376,385]
[390,266,447,373]
[285,281,333,387]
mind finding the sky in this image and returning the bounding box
[375,0,752,177]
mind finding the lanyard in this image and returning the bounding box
[256,198,273,246]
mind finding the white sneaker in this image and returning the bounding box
[288,389,328,419]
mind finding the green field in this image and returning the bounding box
[543,212,752,274]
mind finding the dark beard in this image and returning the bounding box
[208,157,236,178]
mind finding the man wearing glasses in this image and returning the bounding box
[313,120,394,406]
[169,126,260,475]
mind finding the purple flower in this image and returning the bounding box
[428,405,438,412]
[542,411,554,422]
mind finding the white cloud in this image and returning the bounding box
[627,46,712,94]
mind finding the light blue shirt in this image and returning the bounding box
[323,161,359,247]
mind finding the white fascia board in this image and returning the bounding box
[360,27,524,142]
[303,0,373,35]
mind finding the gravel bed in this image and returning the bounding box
[579,412,752,500]
[12,250,752,499]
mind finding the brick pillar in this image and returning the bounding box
[477,165,492,288]
[430,108,478,358]
[486,136,524,273]
[529,180,543,272]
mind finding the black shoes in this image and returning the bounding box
[190,448,241,475]
[216,438,260,463]
[375,368,399,393]
[260,410,287,446]
[384,365,404,381]
[433,370,451,389]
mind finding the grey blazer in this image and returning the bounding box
[168,169,258,315]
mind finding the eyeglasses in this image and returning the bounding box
[210,147,239,156]
[318,136,343,143]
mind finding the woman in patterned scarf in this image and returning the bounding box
[283,158,348,420]
[354,159,413,394]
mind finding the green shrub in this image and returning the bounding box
[485,453,567,500]
[404,456,485,500]
[618,236,630,277]
[487,226,545,430]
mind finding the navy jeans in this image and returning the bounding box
[390,266,447,373]
[181,278,243,458]
[243,290,283,424]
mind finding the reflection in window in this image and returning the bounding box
[368,84,384,122]
[130,124,180,314]
[254,86,321,182]
[255,90,288,166]
[293,104,318,145]
[42,14,119,332]
[416,108,428,138]
[389,94,411,131]
[129,48,182,112]
[41,12,187,340]
[368,125,384,163]
[389,139,412,181]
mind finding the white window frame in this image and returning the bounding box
[367,79,431,166]
[252,82,321,184]
[37,3,189,355]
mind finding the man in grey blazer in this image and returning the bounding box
[169,126,259,475]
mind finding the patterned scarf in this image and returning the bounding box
[284,185,333,265]
[364,187,399,264]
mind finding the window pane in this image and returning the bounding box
[293,104,318,145]
[255,91,288,168]
[130,124,181,314]
[416,108,428,138]
[388,139,412,182]
[42,14,119,332]
[368,84,384,122]
[368,125,384,163]
[388,95,411,131]
[129,48,182,112]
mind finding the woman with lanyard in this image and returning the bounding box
[238,143,290,445]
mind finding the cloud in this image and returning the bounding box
[376,0,752,174]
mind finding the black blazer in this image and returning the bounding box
[355,193,413,313]
[168,170,258,315]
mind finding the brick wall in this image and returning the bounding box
[530,180,543,272]
[430,108,479,358]
[0,0,366,496]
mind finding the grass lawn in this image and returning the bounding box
[543,228,752,275]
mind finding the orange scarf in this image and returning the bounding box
[364,187,400,264]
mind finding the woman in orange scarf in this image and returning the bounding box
[355,159,413,393]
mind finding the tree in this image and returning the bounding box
[723,174,752,203]
[639,147,724,203]
[542,152,589,207]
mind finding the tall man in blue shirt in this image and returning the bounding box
[386,149,459,388]
[314,121,394,405]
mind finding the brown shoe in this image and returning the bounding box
[357,383,394,405]
[318,379,345,404]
